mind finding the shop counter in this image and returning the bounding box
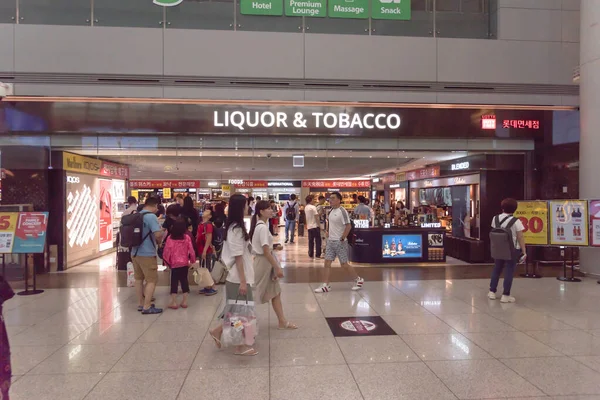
[349,227,446,264]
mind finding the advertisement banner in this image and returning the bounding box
[371,0,411,20]
[13,212,49,254]
[589,200,600,247]
[129,180,200,189]
[63,152,128,179]
[222,185,232,198]
[549,200,589,246]
[406,166,440,181]
[302,180,371,188]
[382,234,422,259]
[99,180,113,252]
[240,0,284,15]
[66,172,100,267]
[228,180,268,188]
[163,187,172,200]
[0,212,18,253]
[285,0,326,16]
[514,201,549,245]
[329,0,368,18]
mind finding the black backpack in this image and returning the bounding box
[286,202,297,221]
[212,225,225,251]
[489,215,518,260]
[120,212,154,253]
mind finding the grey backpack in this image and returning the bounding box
[489,215,518,260]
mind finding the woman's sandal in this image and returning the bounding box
[210,332,222,349]
[277,321,298,330]
[168,304,179,310]
[235,348,259,356]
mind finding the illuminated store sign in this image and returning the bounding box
[451,162,470,171]
[421,222,442,228]
[481,115,496,130]
[208,182,219,187]
[406,166,440,181]
[129,180,200,189]
[389,184,401,189]
[66,176,80,184]
[213,111,401,131]
[354,220,370,229]
[503,119,540,129]
[303,180,371,188]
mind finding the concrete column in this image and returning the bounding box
[579,1,600,276]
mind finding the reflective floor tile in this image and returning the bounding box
[69,322,152,345]
[463,331,562,358]
[438,313,517,333]
[138,321,210,343]
[269,317,333,339]
[402,333,492,361]
[366,300,432,316]
[420,299,483,315]
[548,311,600,331]
[9,345,62,375]
[350,362,457,400]
[178,368,269,400]
[336,336,419,364]
[319,300,379,318]
[382,315,456,335]
[427,358,545,399]
[502,357,600,396]
[29,343,132,374]
[85,371,187,400]
[99,307,162,324]
[495,309,577,331]
[191,338,269,369]
[270,302,324,319]
[154,305,220,323]
[271,365,362,400]
[112,341,200,372]
[9,372,104,400]
[526,330,600,356]
[10,323,89,346]
[573,356,600,373]
[270,337,346,367]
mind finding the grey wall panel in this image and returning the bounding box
[562,0,580,10]
[164,30,304,78]
[303,90,438,103]
[14,25,163,75]
[436,92,565,106]
[163,87,305,101]
[14,84,164,98]
[548,42,580,85]
[562,10,580,42]
[561,95,579,106]
[497,8,562,41]
[304,34,436,81]
[0,24,14,72]
[437,38,553,84]
[497,0,561,10]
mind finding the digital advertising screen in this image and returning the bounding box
[382,234,422,259]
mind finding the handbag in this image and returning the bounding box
[221,297,258,348]
[193,267,214,287]
[126,262,136,288]
[211,257,229,284]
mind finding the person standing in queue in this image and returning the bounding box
[304,195,322,259]
[209,194,257,356]
[196,208,218,296]
[314,192,364,293]
[132,197,164,314]
[122,196,138,217]
[163,217,196,309]
[250,200,298,330]
[283,194,299,244]
[181,196,199,238]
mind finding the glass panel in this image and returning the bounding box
[435,0,492,39]
[236,0,301,32]
[306,17,369,35]
[0,0,16,23]
[18,0,91,26]
[166,0,234,30]
[94,0,164,28]
[372,0,433,37]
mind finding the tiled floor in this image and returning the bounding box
[5,275,600,399]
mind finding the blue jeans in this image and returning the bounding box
[285,220,296,242]
[490,250,521,296]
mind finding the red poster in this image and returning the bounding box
[99,180,113,251]
[130,180,200,189]
[302,180,371,188]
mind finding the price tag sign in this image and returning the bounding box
[514,201,548,245]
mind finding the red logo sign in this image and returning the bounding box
[481,115,497,130]
[100,161,129,179]
[302,180,371,188]
[405,166,440,181]
[130,180,200,189]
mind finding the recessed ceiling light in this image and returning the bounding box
[277,155,280,157]
[369,156,372,158]
[333,156,336,158]
[387,156,390,158]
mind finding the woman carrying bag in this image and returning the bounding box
[209,194,258,356]
[250,201,297,330]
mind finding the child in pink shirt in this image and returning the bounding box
[163,217,196,309]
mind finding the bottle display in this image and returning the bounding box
[551,201,589,246]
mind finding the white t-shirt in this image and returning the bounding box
[251,221,273,255]
[223,224,255,285]
[328,207,351,241]
[305,204,319,230]
[492,213,525,250]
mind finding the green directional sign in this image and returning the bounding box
[153,0,184,6]
[328,0,368,18]
[285,0,326,17]
[371,0,410,20]
[240,0,284,15]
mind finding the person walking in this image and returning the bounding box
[196,208,218,296]
[250,200,298,330]
[283,194,299,244]
[314,192,364,293]
[209,194,258,356]
[488,198,526,303]
[304,195,322,258]
[163,217,196,309]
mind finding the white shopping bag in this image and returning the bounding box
[126,262,135,287]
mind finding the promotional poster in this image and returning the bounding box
[0,212,48,254]
[66,173,100,266]
[589,200,600,247]
[549,200,588,246]
[382,234,422,259]
[514,201,549,245]
[98,179,113,252]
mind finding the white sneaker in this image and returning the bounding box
[314,284,332,293]
[500,295,516,303]
[351,277,364,291]
[487,291,496,300]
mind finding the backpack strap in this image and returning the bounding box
[505,217,519,229]
[134,212,156,257]
[496,215,512,228]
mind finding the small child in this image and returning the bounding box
[162,217,196,309]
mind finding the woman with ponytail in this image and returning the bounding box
[250,200,297,330]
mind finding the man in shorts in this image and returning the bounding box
[314,192,364,293]
[132,197,164,314]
